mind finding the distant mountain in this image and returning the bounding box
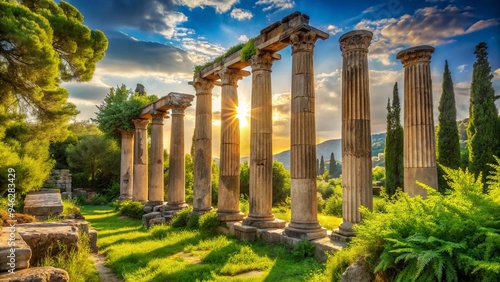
[272,133,386,170]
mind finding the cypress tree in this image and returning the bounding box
[436,60,461,192]
[320,155,325,175]
[467,42,499,189]
[384,82,404,196]
[316,159,320,176]
[329,152,336,177]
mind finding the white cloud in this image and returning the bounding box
[237,34,250,42]
[256,0,295,12]
[176,0,238,13]
[326,24,343,36]
[181,37,226,56]
[230,8,253,20]
[458,64,467,73]
[465,19,500,33]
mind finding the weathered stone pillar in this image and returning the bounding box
[216,67,249,221]
[336,30,373,237]
[190,77,216,214]
[119,130,134,201]
[167,93,194,210]
[132,118,150,202]
[148,111,167,205]
[243,50,285,228]
[285,31,327,240]
[397,45,438,198]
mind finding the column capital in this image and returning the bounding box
[120,130,134,138]
[250,50,281,72]
[167,92,194,111]
[151,111,167,125]
[339,30,373,54]
[189,77,216,95]
[132,118,150,130]
[290,31,319,54]
[396,45,435,67]
[216,67,249,86]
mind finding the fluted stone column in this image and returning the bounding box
[285,31,327,240]
[216,67,249,221]
[132,118,150,202]
[167,94,194,210]
[397,45,438,198]
[119,130,134,201]
[148,111,167,205]
[243,51,285,228]
[336,30,373,237]
[190,77,216,214]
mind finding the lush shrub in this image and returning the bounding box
[88,194,108,205]
[186,213,200,229]
[292,240,316,260]
[324,195,342,217]
[171,207,191,228]
[117,200,144,219]
[62,199,81,216]
[240,38,257,62]
[102,181,120,202]
[317,192,325,213]
[239,194,249,214]
[327,164,500,281]
[199,211,219,233]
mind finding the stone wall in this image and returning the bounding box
[43,169,72,199]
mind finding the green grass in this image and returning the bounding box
[272,206,342,231]
[82,206,328,281]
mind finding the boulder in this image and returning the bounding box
[0,228,31,271]
[0,266,69,282]
[142,212,161,229]
[341,256,374,282]
[23,191,63,218]
[88,230,98,253]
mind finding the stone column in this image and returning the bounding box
[285,31,327,240]
[243,51,285,228]
[397,45,438,198]
[132,119,150,202]
[216,67,249,221]
[119,130,134,201]
[148,111,167,206]
[167,94,194,210]
[336,30,373,237]
[190,77,216,214]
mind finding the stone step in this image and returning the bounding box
[0,226,32,272]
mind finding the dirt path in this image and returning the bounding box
[90,254,124,282]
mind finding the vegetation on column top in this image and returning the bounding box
[467,42,500,190]
[437,60,461,192]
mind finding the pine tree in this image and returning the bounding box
[329,152,336,177]
[316,159,320,176]
[384,82,404,196]
[467,42,499,189]
[320,155,325,175]
[436,60,461,192]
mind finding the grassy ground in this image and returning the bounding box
[82,206,329,282]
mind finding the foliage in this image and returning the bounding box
[194,42,245,73]
[272,160,291,205]
[437,60,461,192]
[184,154,194,202]
[186,212,200,229]
[319,155,325,175]
[384,82,404,196]
[239,194,249,214]
[93,84,157,141]
[88,194,108,205]
[467,42,500,189]
[198,210,219,233]
[38,232,99,282]
[0,210,36,226]
[372,166,386,182]
[66,133,119,190]
[329,152,340,178]
[324,194,342,217]
[211,159,219,205]
[327,164,500,281]
[62,199,80,216]
[170,207,191,227]
[240,38,257,62]
[117,200,144,219]
[239,161,250,196]
[102,181,120,202]
[0,0,106,196]
[292,240,316,260]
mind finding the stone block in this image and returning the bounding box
[0,266,69,282]
[149,217,166,227]
[142,212,161,229]
[234,224,257,242]
[284,226,327,241]
[215,226,229,235]
[256,228,284,244]
[0,227,31,271]
[341,256,374,282]
[23,191,63,218]
[153,205,165,212]
[244,219,286,229]
[88,230,98,253]
[312,237,343,262]
[143,205,153,213]
[217,212,244,222]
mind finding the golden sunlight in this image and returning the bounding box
[236,101,250,127]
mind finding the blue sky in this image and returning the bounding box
[61,0,500,157]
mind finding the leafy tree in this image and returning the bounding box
[319,155,325,176]
[93,84,157,141]
[436,60,461,192]
[384,82,404,196]
[184,154,194,202]
[66,134,119,190]
[239,161,250,196]
[272,161,290,205]
[467,42,500,189]
[372,166,385,182]
[0,0,107,195]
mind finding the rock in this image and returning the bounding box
[143,206,153,213]
[149,217,166,227]
[0,266,69,282]
[88,230,98,253]
[341,256,374,282]
[23,191,63,218]
[74,213,85,220]
[0,228,31,271]
[142,212,161,229]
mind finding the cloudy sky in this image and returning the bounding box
[61,0,500,157]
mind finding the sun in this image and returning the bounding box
[236,102,250,127]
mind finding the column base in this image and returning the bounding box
[191,207,213,215]
[166,202,188,211]
[118,196,132,202]
[146,201,165,207]
[284,222,327,240]
[335,221,356,236]
[218,211,244,222]
[243,216,286,229]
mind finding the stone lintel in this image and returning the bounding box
[139,92,194,118]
